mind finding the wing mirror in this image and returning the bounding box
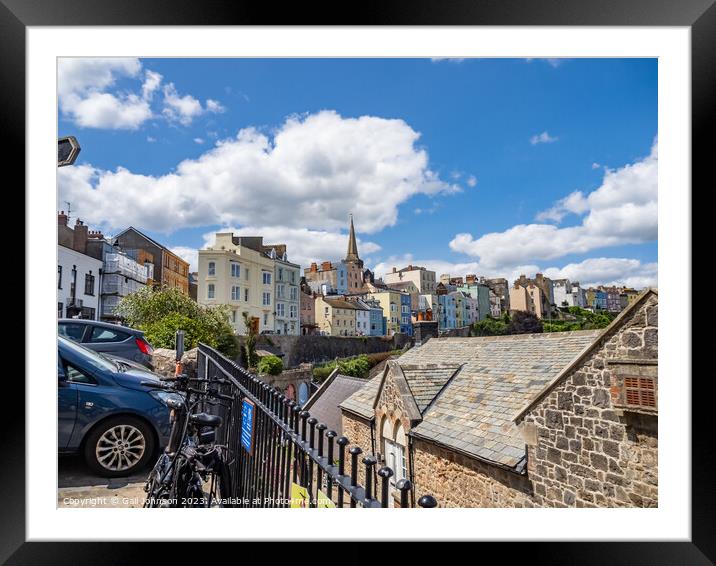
[58,365,68,384]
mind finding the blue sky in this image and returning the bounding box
[58,58,657,287]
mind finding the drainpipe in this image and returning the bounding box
[408,433,416,507]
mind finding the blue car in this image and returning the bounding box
[58,336,180,477]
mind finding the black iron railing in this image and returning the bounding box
[197,343,437,508]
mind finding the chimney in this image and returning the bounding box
[310,262,318,272]
[58,211,68,226]
[392,267,397,273]
[88,230,104,240]
[72,219,89,253]
[321,261,332,271]
[408,264,413,271]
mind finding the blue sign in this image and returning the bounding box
[241,399,255,454]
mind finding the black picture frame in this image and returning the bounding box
[4,0,708,562]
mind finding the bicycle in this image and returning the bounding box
[142,373,234,508]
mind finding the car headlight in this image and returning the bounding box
[149,389,185,408]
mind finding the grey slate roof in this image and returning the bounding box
[400,364,462,413]
[339,373,383,420]
[304,373,369,436]
[340,330,601,469]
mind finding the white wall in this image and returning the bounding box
[57,246,103,319]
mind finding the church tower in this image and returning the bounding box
[345,214,363,268]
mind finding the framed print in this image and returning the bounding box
[4,0,710,562]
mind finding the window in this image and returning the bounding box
[90,326,130,343]
[231,263,241,278]
[84,273,95,296]
[207,284,215,299]
[58,265,63,289]
[290,287,298,301]
[262,292,271,306]
[263,272,272,285]
[624,376,657,409]
[58,323,85,342]
[231,310,237,323]
[231,286,241,301]
[245,268,249,281]
[277,284,285,299]
[58,302,63,318]
[324,307,329,315]
[277,303,285,317]
[208,261,216,276]
[63,362,96,385]
[289,305,297,318]
[278,267,283,281]
[263,313,269,326]
[290,271,296,284]
[244,288,249,302]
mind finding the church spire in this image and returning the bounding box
[345,213,361,264]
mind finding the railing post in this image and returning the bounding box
[349,446,362,508]
[377,467,393,508]
[395,479,412,508]
[299,411,309,442]
[316,423,327,458]
[336,436,349,508]
[362,456,377,501]
[289,401,298,434]
[418,495,438,508]
[308,417,317,450]
[327,431,337,464]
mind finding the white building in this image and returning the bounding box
[354,301,370,336]
[58,245,102,320]
[272,249,301,336]
[385,264,437,294]
[553,279,587,308]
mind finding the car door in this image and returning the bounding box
[85,325,134,359]
[57,359,78,449]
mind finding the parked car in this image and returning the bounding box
[58,319,154,368]
[58,336,179,477]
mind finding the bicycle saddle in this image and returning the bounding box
[189,412,223,428]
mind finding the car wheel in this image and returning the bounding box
[84,416,155,478]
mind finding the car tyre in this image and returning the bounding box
[84,416,155,478]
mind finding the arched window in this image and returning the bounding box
[381,416,407,502]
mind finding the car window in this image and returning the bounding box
[89,326,130,343]
[58,337,118,373]
[64,362,96,384]
[59,323,85,342]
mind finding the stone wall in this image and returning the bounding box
[439,326,471,338]
[341,412,375,485]
[521,293,658,507]
[239,333,411,368]
[258,364,312,399]
[412,439,533,508]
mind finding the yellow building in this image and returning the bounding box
[368,290,402,335]
[315,296,358,336]
[199,233,278,334]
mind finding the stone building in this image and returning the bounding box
[338,289,658,507]
[384,264,437,294]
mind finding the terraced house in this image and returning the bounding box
[339,289,658,508]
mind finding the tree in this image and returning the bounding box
[470,316,509,337]
[507,311,543,334]
[116,286,238,357]
[241,311,259,369]
[257,355,283,376]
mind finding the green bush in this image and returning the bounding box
[257,355,284,376]
[312,364,336,383]
[337,355,371,379]
[116,286,238,358]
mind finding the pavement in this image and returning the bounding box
[58,455,149,508]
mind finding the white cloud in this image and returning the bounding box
[58,110,459,235]
[162,83,204,125]
[530,131,558,145]
[525,58,563,68]
[193,138,205,145]
[372,254,656,289]
[58,58,221,130]
[206,99,225,113]
[201,226,381,270]
[58,58,152,130]
[147,136,156,143]
[592,162,601,170]
[450,139,658,269]
[542,257,657,288]
[430,58,466,63]
[142,70,163,100]
[466,175,477,187]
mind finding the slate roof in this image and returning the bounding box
[400,364,462,413]
[340,330,601,470]
[303,373,370,437]
[339,373,383,420]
